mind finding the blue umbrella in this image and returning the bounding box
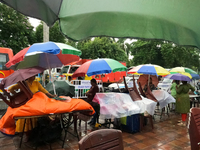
[164,73,191,82]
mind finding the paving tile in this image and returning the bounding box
[133,142,149,149]
[0,113,192,150]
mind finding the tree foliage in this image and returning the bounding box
[67,37,128,63]
[35,21,66,43]
[129,40,200,71]
[0,3,36,54]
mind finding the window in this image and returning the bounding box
[0,53,9,70]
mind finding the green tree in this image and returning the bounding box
[0,3,36,54]
[35,21,66,43]
[76,37,128,63]
[129,40,200,71]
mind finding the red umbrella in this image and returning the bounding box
[1,67,45,88]
[137,75,158,89]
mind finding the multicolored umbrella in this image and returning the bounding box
[2,0,200,49]
[72,58,127,78]
[128,64,170,76]
[164,73,192,82]
[170,67,198,79]
[6,41,82,70]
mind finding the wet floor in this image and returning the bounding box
[0,111,191,150]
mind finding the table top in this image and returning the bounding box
[189,95,200,98]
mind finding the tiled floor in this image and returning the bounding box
[0,112,191,150]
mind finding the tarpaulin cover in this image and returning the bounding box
[0,92,94,135]
[93,93,157,119]
[152,90,176,109]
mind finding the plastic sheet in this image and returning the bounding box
[93,92,157,119]
[152,90,176,108]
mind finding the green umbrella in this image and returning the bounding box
[1,0,200,48]
[46,80,75,97]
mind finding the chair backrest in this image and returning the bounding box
[138,82,146,97]
[123,76,142,101]
[145,85,158,102]
[0,81,33,108]
[78,129,124,150]
[188,107,200,150]
[132,77,142,99]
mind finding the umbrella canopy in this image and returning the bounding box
[72,58,127,78]
[128,64,169,76]
[137,75,159,89]
[170,67,198,79]
[6,41,81,70]
[45,80,75,97]
[0,67,44,88]
[164,73,192,82]
[2,0,200,48]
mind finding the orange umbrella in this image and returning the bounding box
[137,75,158,89]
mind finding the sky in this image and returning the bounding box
[29,17,41,30]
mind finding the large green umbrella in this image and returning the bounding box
[1,0,200,48]
[46,80,75,97]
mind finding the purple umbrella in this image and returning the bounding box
[164,73,192,82]
[1,67,45,88]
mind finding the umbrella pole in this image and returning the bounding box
[148,74,150,86]
[45,53,56,95]
[101,74,104,92]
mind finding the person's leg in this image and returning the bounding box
[181,113,187,122]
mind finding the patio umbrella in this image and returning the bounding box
[128,64,170,76]
[6,41,81,70]
[72,58,127,78]
[137,75,159,89]
[0,67,45,88]
[164,73,192,82]
[170,67,198,79]
[1,0,200,49]
[45,80,75,97]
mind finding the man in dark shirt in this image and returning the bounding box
[86,79,100,125]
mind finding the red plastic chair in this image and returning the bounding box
[78,129,124,150]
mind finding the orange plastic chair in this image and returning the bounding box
[0,81,33,108]
[188,107,200,150]
[78,129,124,150]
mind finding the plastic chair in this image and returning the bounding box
[78,113,92,132]
[123,76,142,101]
[144,85,158,102]
[0,81,33,108]
[138,82,146,97]
[78,129,124,150]
[188,107,200,150]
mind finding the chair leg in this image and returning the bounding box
[140,115,144,131]
[149,115,154,129]
[79,119,81,126]
[85,121,87,132]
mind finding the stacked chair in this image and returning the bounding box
[123,76,154,131]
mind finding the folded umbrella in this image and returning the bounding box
[45,80,75,97]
